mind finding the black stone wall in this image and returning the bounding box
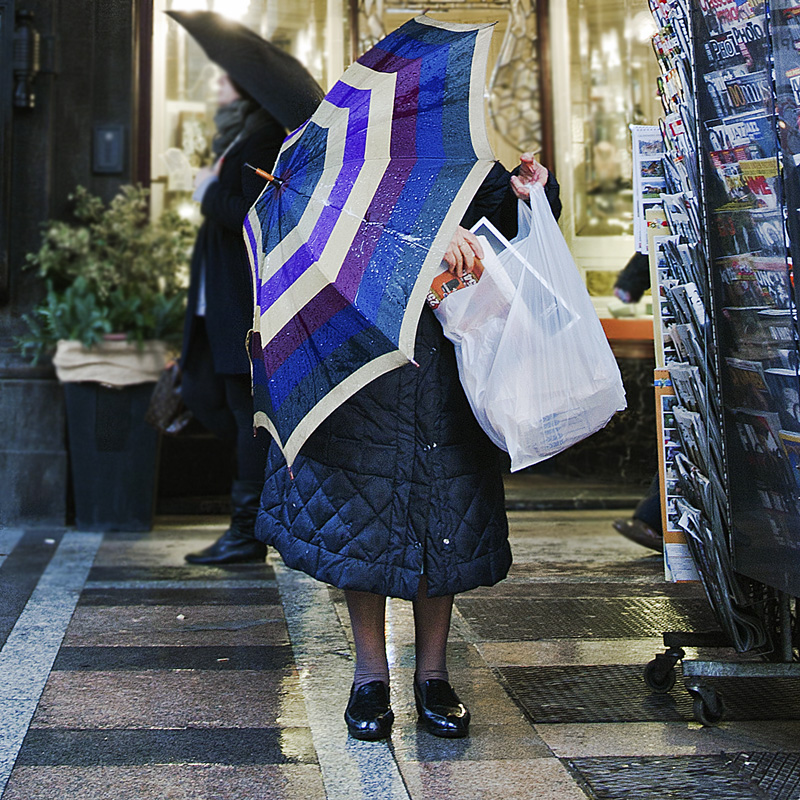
[0,0,141,525]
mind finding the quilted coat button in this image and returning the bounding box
[443,538,450,545]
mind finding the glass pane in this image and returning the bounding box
[568,0,661,236]
[151,0,343,219]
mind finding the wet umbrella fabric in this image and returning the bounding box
[245,15,496,467]
[166,10,324,132]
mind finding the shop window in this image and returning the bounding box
[149,0,347,220]
[572,0,660,237]
[551,0,661,303]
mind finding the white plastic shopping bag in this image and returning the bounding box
[433,184,626,471]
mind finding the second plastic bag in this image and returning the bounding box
[433,184,627,471]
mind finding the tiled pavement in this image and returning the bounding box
[3,493,800,799]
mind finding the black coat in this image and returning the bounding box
[614,252,651,303]
[256,163,561,599]
[181,123,285,375]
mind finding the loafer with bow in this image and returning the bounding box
[414,679,470,738]
[344,681,394,740]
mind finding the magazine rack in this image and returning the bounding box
[641,0,800,724]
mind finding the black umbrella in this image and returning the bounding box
[166,10,325,131]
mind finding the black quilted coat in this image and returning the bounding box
[257,164,561,599]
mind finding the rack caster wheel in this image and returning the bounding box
[643,648,684,693]
[687,683,724,726]
[644,659,676,693]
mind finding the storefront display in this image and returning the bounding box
[550,0,662,309]
[647,0,800,621]
[150,0,343,219]
[694,0,800,595]
[639,0,800,723]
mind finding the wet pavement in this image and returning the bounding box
[2,479,800,799]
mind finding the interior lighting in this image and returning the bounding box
[212,0,250,20]
[177,202,196,220]
[170,0,209,10]
[627,10,658,43]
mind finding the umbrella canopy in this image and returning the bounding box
[166,10,324,131]
[245,15,496,467]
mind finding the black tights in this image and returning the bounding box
[345,576,453,689]
[181,318,268,482]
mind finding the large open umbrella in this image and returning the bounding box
[245,15,496,466]
[166,10,324,131]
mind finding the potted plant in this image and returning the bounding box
[18,184,195,531]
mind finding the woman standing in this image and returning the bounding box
[257,154,561,738]
[182,74,286,565]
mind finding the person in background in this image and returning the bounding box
[613,251,651,304]
[613,476,663,553]
[182,74,286,565]
[611,251,664,553]
[257,154,562,741]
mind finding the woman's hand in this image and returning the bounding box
[194,161,222,190]
[510,152,549,200]
[443,226,484,279]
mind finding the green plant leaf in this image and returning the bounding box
[18,184,193,363]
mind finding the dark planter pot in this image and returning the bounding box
[63,381,160,532]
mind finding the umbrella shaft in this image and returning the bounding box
[246,162,283,185]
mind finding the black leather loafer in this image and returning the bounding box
[344,681,394,740]
[414,679,470,738]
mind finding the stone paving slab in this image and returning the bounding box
[62,604,288,647]
[32,670,308,730]
[397,758,590,800]
[52,644,293,671]
[15,727,317,766]
[3,509,800,799]
[536,720,800,758]
[2,765,326,800]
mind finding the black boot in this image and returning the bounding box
[185,479,267,564]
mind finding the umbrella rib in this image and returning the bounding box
[270,156,493,254]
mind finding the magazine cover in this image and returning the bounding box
[752,257,792,308]
[655,368,701,582]
[759,308,795,345]
[725,357,771,410]
[719,255,791,308]
[779,429,800,491]
[427,261,484,310]
[669,362,705,412]
[632,125,666,252]
[722,305,775,351]
[674,406,710,476]
[731,407,793,486]
[705,114,774,161]
[764,367,800,432]
[719,254,766,307]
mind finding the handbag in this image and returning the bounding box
[145,361,193,435]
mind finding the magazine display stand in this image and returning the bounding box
[642,0,800,724]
